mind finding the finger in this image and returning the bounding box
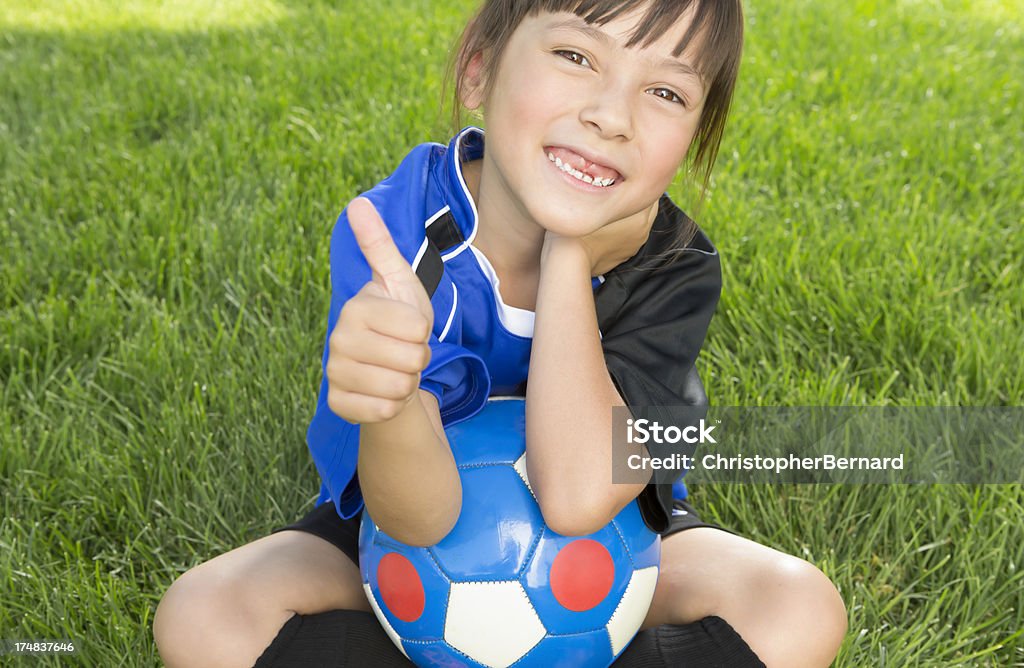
[327,388,409,424]
[348,197,416,284]
[327,357,421,402]
[330,319,430,372]
[342,291,432,342]
[346,329,431,374]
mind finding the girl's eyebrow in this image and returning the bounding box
[548,17,705,89]
[660,58,705,89]
[660,61,706,100]
[548,17,615,47]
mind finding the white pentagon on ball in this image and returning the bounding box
[444,581,547,666]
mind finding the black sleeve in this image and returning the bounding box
[596,224,722,533]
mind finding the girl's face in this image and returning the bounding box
[465,7,708,238]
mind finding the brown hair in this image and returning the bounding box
[450,0,744,202]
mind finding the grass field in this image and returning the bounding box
[2,0,1022,665]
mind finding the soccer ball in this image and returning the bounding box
[359,397,661,668]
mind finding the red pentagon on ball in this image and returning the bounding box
[549,539,615,612]
[377,552,426,622]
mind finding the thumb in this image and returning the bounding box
[348,197,431,314]
[348,197,417,286]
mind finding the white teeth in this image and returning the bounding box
[547,152,616,187]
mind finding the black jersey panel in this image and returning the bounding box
[596,197,723,532]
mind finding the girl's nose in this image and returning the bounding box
[578,86,635,141]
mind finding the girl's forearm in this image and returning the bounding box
[526,240,646,536]
[358,390,462,546]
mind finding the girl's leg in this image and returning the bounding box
[642,527,848,668]
[153,531,370,668]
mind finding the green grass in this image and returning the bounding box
[1,0,1022,665]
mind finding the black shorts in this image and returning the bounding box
[275,497,731,567]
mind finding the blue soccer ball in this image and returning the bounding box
[359,397,661,667]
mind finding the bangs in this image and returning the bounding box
[531,0,741,84]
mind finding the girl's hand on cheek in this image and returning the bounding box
[542,212,654,276]
[326,198,434,424]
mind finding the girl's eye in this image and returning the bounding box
[649,87,686,107]
[555,50,591,68]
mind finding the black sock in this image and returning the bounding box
[252,610,413,668]
[614,616,766,667]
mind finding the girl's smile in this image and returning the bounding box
[546,147,620,188]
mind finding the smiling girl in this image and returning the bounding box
[155,2,848,666]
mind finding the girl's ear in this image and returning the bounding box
[459,51,487,110]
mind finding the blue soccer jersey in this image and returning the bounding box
[307,127,721,533]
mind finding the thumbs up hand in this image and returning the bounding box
[326,198,434,424]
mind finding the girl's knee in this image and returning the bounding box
[154,564,270,668]
[153,532,365,667]
[154,567,222,653]
[776,557,845,619]
[156,564,232,628]
[757,555,848,658]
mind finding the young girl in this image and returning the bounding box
[155,1,848,666]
